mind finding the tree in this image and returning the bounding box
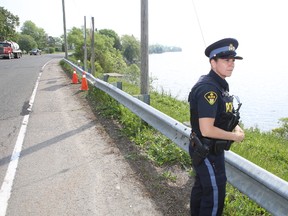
[18,34,37,53]
[21,20,47,49]
[67,27,127,74]
[94,33,126,73]
[121,35,140,65]
[67,27,84,51]
[37,27,48,49]
[0,7,20,40]
[48,36,56,47]
[21,21,38,39]
[98,29,122,50]
[53,37,63,51]
[48,36,62,51]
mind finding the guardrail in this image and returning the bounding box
[64,59,288,216]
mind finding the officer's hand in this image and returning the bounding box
[233,126,245,143]
[234,125,244,133]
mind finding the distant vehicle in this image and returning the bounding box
[0,40,22,59]
[30,48,41,55]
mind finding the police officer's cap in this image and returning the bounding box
[205,38,243,60]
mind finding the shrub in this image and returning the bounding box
[48,47,55,53]
[272,117,288,139]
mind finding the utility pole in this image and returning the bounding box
[140,0,149,98]
[62,0,68,59]
[90,17,95,75]
[84,16,87,71]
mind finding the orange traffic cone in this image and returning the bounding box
[81,72,89,90]
[72,69,78,84]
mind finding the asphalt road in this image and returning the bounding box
[0,55,163,216]
[0,54,62,184]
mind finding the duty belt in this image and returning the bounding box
[200,138,232,155]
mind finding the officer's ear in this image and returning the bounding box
[211,58,217,69]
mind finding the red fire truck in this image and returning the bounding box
[0,40,22,59]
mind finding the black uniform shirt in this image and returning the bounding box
[188,70,232,137]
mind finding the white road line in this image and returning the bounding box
[0,60,53,216]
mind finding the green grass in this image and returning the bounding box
[231,128,288,181]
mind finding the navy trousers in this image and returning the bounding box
[189,148,227,216]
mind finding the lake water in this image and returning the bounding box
[149,51,288,132]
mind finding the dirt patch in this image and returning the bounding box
[94,116,193,215]
[65,71,193,215]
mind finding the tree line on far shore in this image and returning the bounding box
[149,44,182,54]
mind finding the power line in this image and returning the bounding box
[191,0,206,48]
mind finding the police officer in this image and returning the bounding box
[188,38,245,216]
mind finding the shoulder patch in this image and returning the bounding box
[204,91,218,105]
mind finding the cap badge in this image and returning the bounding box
[229,44,235,51]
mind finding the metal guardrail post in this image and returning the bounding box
[103,74,109,82]
[134,94,150,105]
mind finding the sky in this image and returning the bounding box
[2,0,288,74]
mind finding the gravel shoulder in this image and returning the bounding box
[6,58,193,216]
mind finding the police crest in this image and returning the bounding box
[204,91,218,105]
[229,43,235,51]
